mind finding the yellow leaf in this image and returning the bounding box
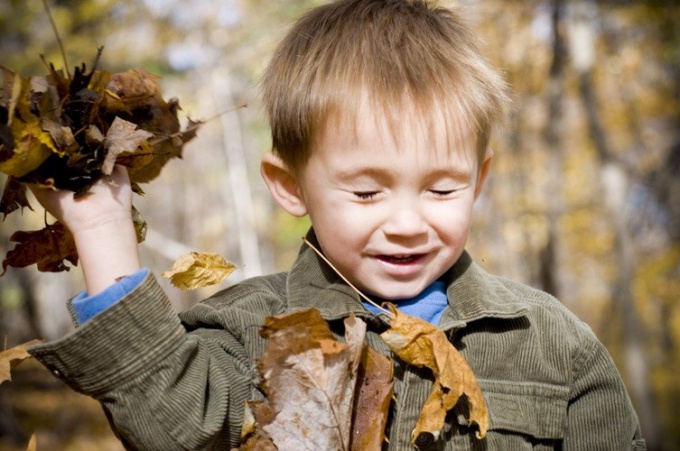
[0,119,54,178]
[162,252,235,290]
[26,433,36,451]
[0,87,58,178]
[7,69,21,126]
[0,339,42,385]
[380,303,488,443]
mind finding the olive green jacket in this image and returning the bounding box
[30,234,645,450]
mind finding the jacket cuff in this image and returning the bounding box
[28,272,185,397]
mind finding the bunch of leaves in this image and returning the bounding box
[0,48,201,275]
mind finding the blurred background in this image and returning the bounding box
[0,0,678,449]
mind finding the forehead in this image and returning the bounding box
[316,90,478,158]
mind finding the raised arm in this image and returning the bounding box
[29,165,140,295]
[28,165,257,449]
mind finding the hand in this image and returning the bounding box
[29,165,134,235]
[29,166,141,295]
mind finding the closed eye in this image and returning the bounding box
[353,191,379,200]
[430,189,456,197]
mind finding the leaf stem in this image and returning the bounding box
[302,237,391,316]
[42,0,71,80]
[147,104,247,147]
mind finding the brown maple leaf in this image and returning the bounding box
[1,221,77,274]
[239,401,277,451]
[0,339,42,385]
[102,68,190,184]
[101,116,153,175]
[380,303,489,443]
[252,309,366,450]
[350,321,394,450]
[0,176,32,219]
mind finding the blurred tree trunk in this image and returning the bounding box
[539,0,566,298]
[568,3,659,447]
[211,69,263,279]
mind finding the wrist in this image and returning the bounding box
[66,209,134,236]
[73,219,141,295]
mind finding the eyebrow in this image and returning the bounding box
[425,167,474,180]
[334,167,387,181]
[334,166,474,182]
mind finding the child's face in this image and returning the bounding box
[266,101,490,300]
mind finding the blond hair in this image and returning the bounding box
[260,0,509,173]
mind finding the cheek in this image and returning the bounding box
[427,203,474,241]
[309,203,376,259]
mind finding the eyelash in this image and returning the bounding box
[430,189,455,197]
[354,191,379,199]
[354,190,455,199]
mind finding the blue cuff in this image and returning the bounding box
[71,269,149,325]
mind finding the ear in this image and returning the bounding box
[473,148,493,200]
[260,152,308,217]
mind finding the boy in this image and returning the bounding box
[29,0,645,449]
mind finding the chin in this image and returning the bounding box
[370,285,425,301]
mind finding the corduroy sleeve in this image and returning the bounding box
[564,328,646,450]
[29,272,251,450]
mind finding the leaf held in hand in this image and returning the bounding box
[0,339,42,385]
[101,116,153,175]
[1,222,77,275]
[0,176,32,219]
[162,251,235,290]
[380,303,488,442]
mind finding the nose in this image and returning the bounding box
[381,201,428,238]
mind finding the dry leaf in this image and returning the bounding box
[0,114,54,178]
[1,222,77,274]
[102,116,153,175]
[239,401,277,451]
[26,433,36,451]
[131,205,147,243]
[0,339,42,385]
[40,117,76,152]
[0,176,32,219]
[162,252,235,290]
[103,68,191,184]
[350,334,394,450]
[380,303,488,443]
[254,309,366,450]
[242,309,394,450]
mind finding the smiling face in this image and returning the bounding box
[262,99,491,301]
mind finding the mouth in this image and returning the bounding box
[376,254,427,265]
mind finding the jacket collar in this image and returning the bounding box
[287,229,528,329]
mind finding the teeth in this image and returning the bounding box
[390,255,412,261]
